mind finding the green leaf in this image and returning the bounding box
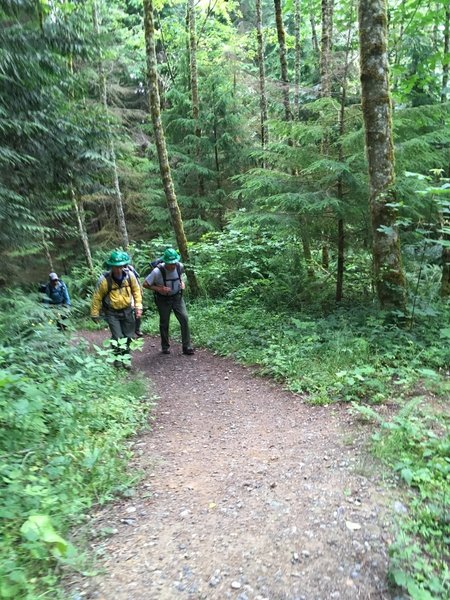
[20,514,72,557]
[401,468,414,485]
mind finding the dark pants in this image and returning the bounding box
[135,315,142,334]
[155,293,191,351]
[105,307,135,353]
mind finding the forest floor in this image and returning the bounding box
[68,330,400,600]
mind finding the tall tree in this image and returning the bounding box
[294,0,302,119]
[92,0,129,250]
[143,0,199,296]
[335,17,354,302]
[359,0,406,309]
[320,0,334,98]
[256,0,269,156]
[441,7,450,103]
[274,0,291,121]
[187,0,205,197]
[440,8,450,296]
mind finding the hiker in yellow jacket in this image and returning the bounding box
[91,250,143,353]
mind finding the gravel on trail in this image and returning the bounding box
[69,332,396,600]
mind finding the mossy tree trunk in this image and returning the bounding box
[143,0,199,297]
[92,0,129,251]
[256,0,269,159]
[359,0,406,309]
[274,0,291,121]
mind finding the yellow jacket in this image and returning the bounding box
[91,272,143,317]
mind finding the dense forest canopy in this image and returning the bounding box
[1,0,449,305]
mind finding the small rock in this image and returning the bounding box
[393,501,408,514]
[345,521,361,531]
[231,581,242,589]
[209,576,221,588]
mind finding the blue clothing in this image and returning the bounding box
[45,281,71,306]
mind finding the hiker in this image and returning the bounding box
[43,272,71,307]
[42,272,71,330]
[126,262,144,338]
[143,247,194,355]
[91,250,143,354]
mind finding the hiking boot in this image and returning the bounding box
[162,348,171,354]
[135,331,144,338]
[182,347,195,355]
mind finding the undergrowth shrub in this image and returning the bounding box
[0,293,153,599]
[354,401,450,599]
[189,298,450,403]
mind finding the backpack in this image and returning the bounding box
[150,258,182,288]
[101,270,132,311]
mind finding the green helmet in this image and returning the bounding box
[105,249,130,267]
[162,247,180,264]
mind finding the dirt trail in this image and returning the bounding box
[70,332,395,600]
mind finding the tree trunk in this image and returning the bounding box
[440,8,450,296]
[300,218,314,277]
[294,0,301,119]
[40,229,54,272]
[256,0,269,157]
[310,14,320,58]
[143,0,199,297]
[92,0,129,251]
[187,0,204,197]
[359,0,406,310]
[335,17,353,302]
[274,0,291,121]
[321,245,329,270]
[71,187,94,272]
[320,0,334,98]
[441,8,449,104]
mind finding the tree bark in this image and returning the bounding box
[359,0,406,310]
[294,0,301,119]
[300,217,314,277]
[256,0,269,156]
[143,0,199,296]
[274,0,291,121]
[335,18,353,302]
[40,229,54,272]
[440,8,450,296]
[92,0,129,251]
[441,8,449,104]
[71,187,94,272]
[188,0,200,137]
[310,13,320,58]
[320,0,334,98]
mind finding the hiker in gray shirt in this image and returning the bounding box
[143,248,194,355]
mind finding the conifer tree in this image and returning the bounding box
[143,0,199,296]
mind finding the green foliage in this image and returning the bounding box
[365,401,450,599]
[0,292,153,599]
